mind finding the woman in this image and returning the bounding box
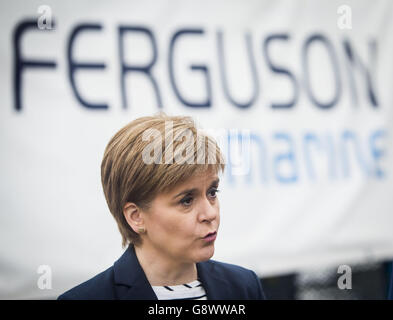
[58,113,265,300]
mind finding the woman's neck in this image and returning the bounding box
[134,244,198,286]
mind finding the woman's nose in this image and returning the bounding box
[198,197,218,222]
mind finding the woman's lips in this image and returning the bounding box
[203,231,217,242]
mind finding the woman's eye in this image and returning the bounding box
[180,189,219,207]
[209,188,220,198]
[180,196,193,206]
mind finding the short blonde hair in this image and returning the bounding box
[101,112,225,248]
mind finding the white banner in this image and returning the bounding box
[1,0,393,298]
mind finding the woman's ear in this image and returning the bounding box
[123,202,145,234]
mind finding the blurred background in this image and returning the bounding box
[0,0,392,299]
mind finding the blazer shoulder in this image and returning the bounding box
[57,266,116,300]
[206,259,266,300]
[208,259,254,278]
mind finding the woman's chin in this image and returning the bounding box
[195,245,215,262]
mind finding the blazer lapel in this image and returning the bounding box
[113,245,158,300]
[113,245,230,300]
[196,260,231,300]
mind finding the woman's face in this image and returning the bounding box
[140,170,220,264]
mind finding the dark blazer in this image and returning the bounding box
[58,245,266,300]
[389,262,393,300]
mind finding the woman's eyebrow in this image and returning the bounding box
[211,178,220,186]
[173,188,197,199]
[173,178,220,199]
